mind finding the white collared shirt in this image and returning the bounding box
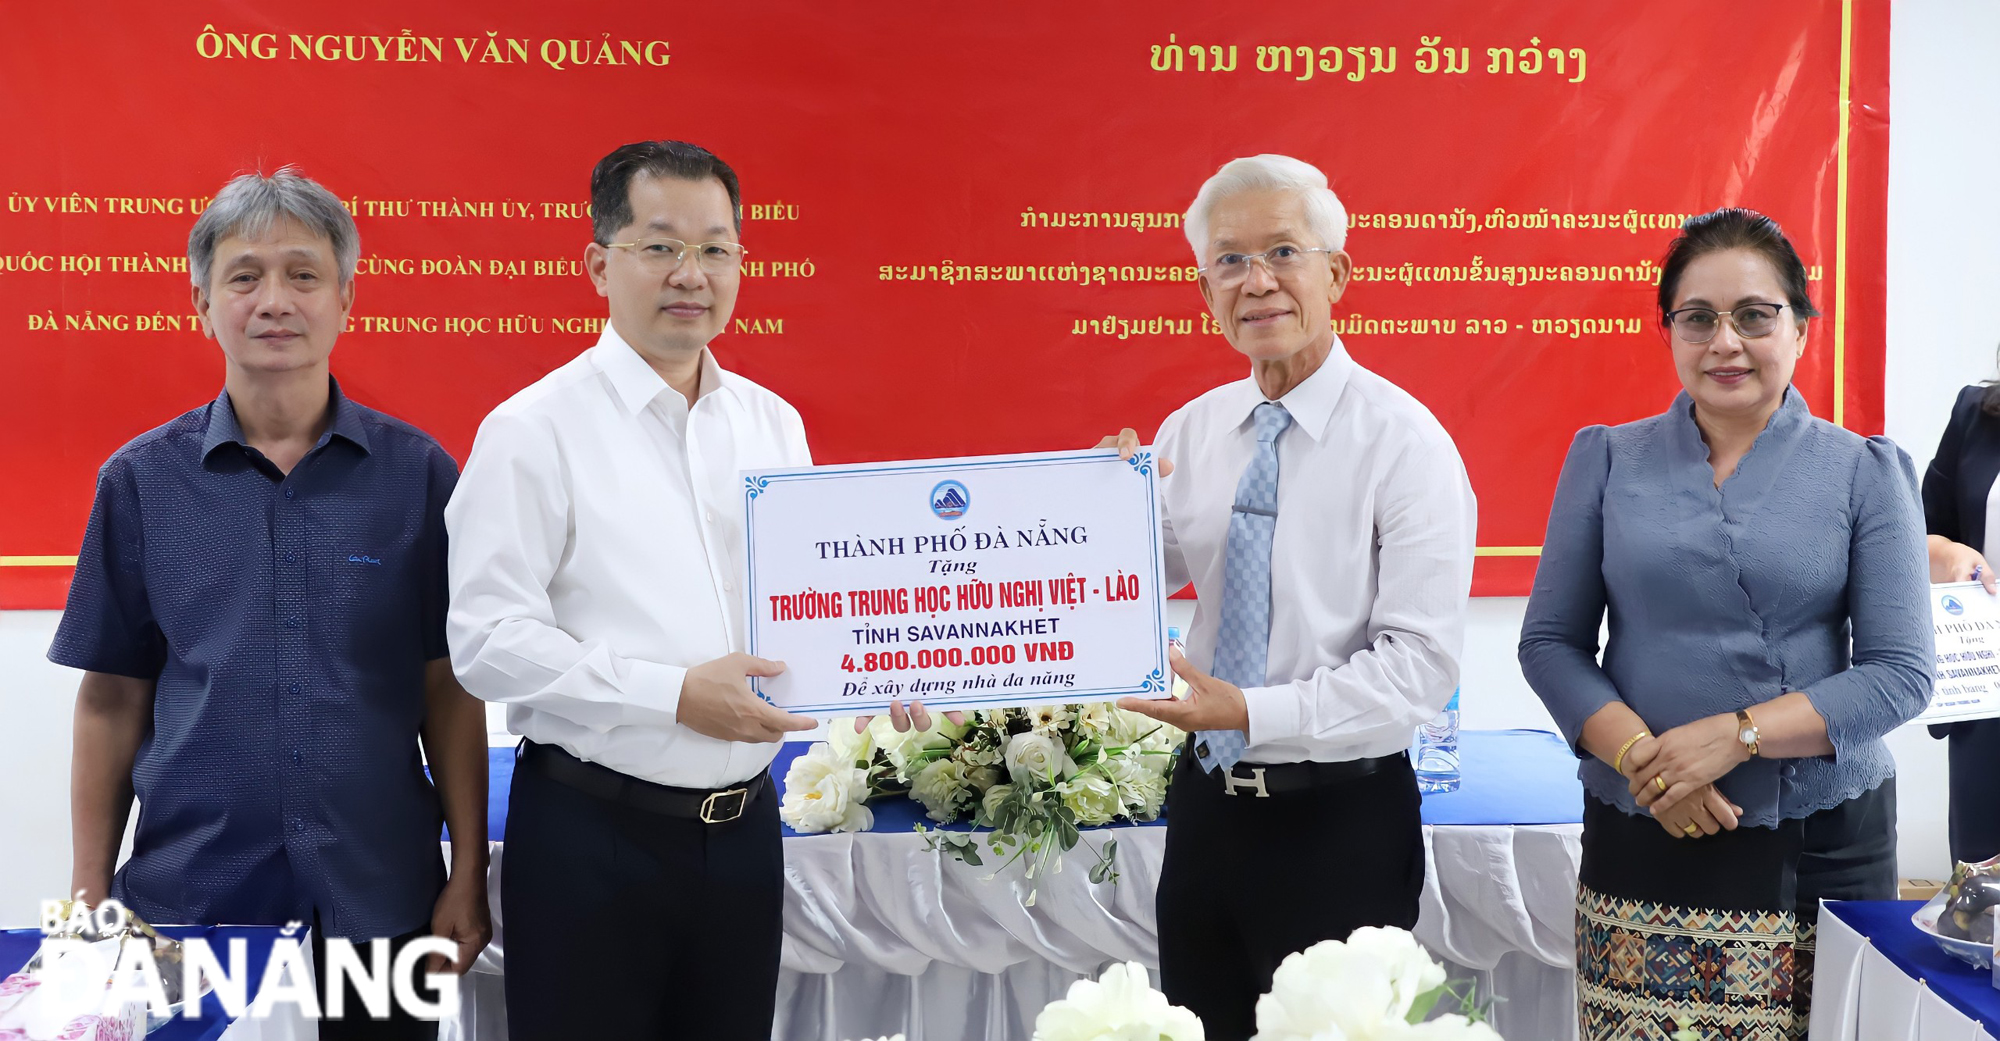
[1156,336,1476,764]
[445,327,811,787]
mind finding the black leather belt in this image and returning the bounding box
[1188,742,1407,798]
[520,740,768,823]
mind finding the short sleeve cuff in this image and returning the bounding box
[1241,683,1302,747]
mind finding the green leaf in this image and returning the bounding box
[1406,984,1446,1024]
[960,846,984,866]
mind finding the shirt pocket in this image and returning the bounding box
[315,505,429,662]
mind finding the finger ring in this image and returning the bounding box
[1682,823,1700,837]
[1655,777,1668,794]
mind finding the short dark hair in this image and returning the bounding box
[1655,207,1820,324]
[589,140,741,244]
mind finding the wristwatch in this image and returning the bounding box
[1735,708,1761,758]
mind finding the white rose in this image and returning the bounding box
[980,782,1015,823]
[1344,927,1448,1019]
[826,718,875,766]
[869,715,946,776]
[779,744,874,834]
[1104,753,1168,820]
[910,757,974,822]
[1058,773,1122,826]
[1032,961,1204,1041]
[1253,938,1398,1041]
[1005,732,1076,786]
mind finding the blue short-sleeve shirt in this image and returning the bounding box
[50,379,457,939]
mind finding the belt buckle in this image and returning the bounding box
[1221,766,1270,798]
[700,787,749,823]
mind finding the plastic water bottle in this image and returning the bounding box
[1167,627,1190,700]
[1415,688,1461,793]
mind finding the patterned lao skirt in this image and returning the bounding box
[1573,782,1896,1041]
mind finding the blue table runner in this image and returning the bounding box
[1822,899,2000,1034]
[470,728,1583,843]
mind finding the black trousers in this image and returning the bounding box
[1947,719,2000,863]
[501,752,784,1041]
[310,923,440,1041]
[1156,750,1425,1041]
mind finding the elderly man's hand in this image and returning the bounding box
[1116,647,1247,732]
[1094,429,1175,477]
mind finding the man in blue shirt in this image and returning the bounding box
[49,169,491,1039]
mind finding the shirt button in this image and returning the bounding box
[284,488,295,500]
[292,820,305,833]
[289,682,301,695]
[283,551,297,564]
[286,616,301,629]
[292,750,303,766]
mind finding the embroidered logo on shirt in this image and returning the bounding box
[930,480,970,520]
[348,555,384,566]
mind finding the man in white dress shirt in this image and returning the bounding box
[445,140,816,1039]
[1113,155,1477,1041]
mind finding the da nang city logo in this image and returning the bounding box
[1944,594,1966,616]
[930,480,969,519]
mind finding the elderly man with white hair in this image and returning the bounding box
[1108,155,1477,1040]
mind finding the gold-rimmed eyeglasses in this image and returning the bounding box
[602,237,749,274]
[1663,303,1794,343]
[1198,245,1336,287]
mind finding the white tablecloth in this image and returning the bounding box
[449,820,1582,1041]
[1809,904,1999,1041]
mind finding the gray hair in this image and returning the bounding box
[188,167,359,289]
[1183,154,1349,263]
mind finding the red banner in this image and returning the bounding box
[0,1,1889,607]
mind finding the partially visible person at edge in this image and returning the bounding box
[1519,206,1932,1040]
[52,168,491,1040]
[1917,356,2000,866]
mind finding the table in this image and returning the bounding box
[1,926,308,1040]
[458,729,1587,1041]
[1811,900,2000,1041]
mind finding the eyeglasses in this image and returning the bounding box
[1199,246,1335,287]
[602,237,749,274]
[1663,303,1794,343]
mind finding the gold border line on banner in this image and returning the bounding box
[1833,0,1853,429]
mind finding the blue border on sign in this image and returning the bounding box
[742,449,1168,714]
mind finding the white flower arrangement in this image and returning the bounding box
[776,704,1183,903]
[1251,927,1500,1041]
[777,743,875,834]
[1032,961,1204,1041]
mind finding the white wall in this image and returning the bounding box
[4,0,1997,917]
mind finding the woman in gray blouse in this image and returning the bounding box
[1519,208,1932,1041]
